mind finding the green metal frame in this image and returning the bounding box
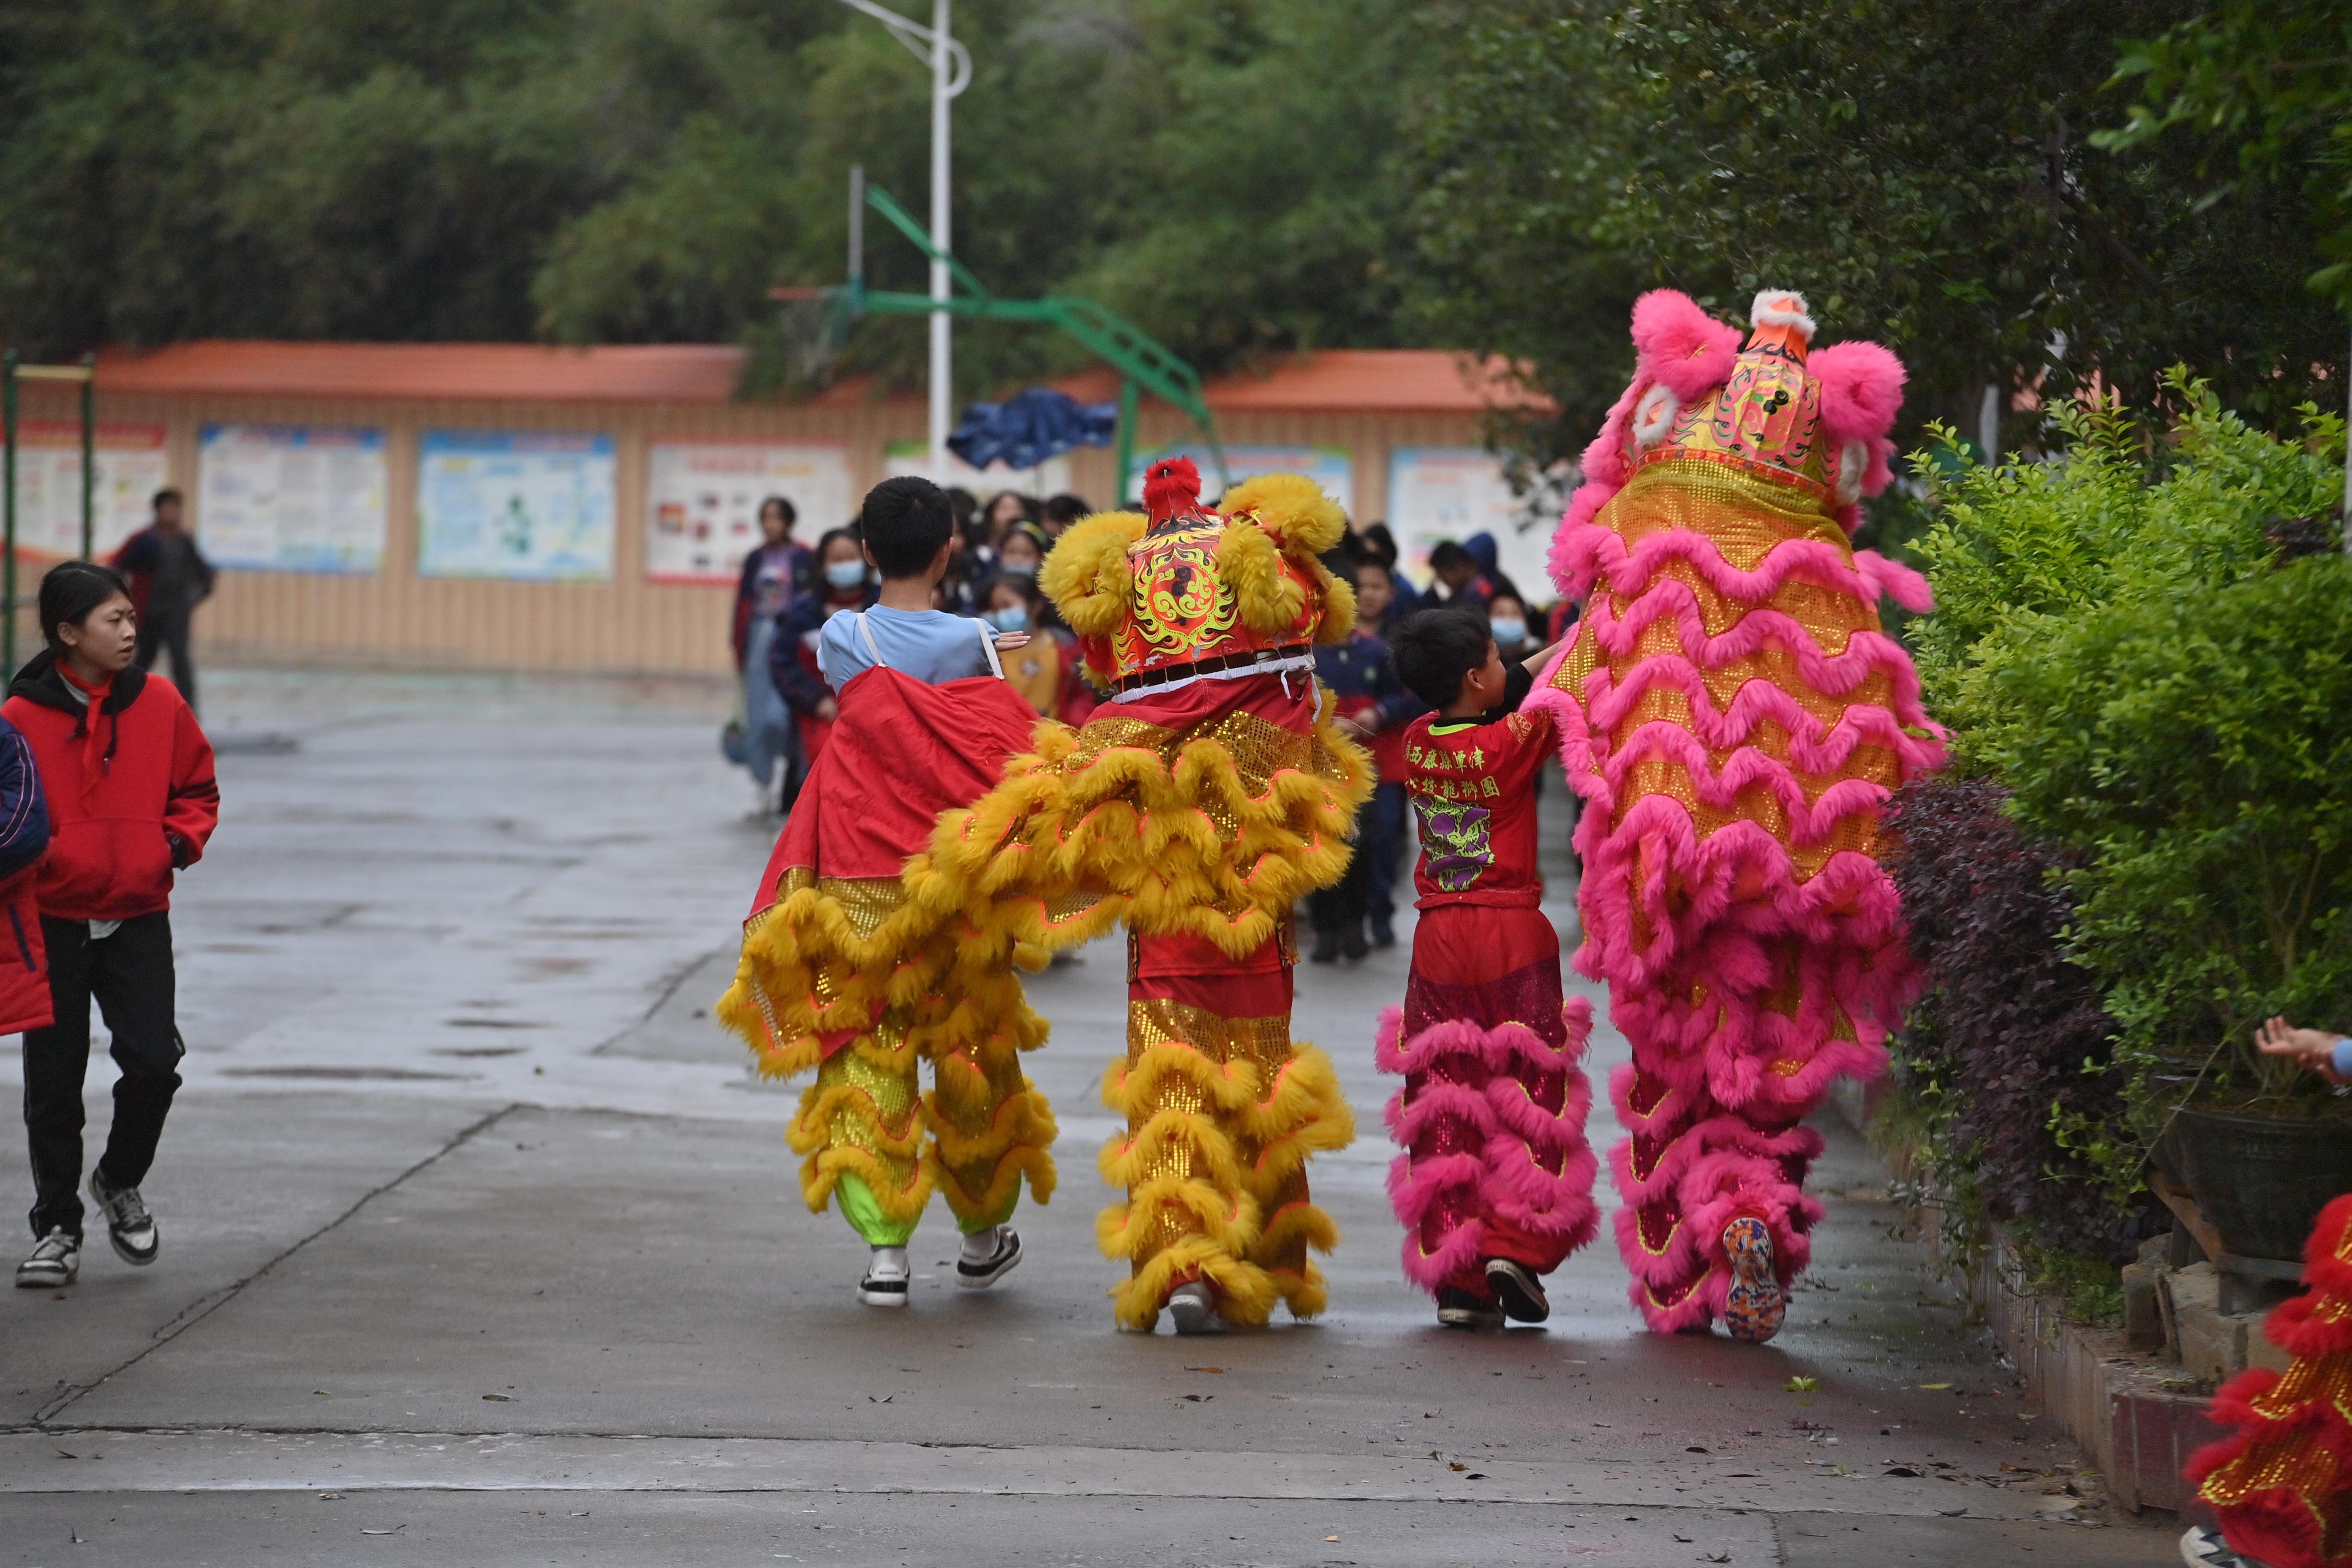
[0,353,98,674]
[840,181,1226,495]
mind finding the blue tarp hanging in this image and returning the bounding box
[948,388,1117,472]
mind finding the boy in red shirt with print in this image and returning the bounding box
[1376,607,1598,1328]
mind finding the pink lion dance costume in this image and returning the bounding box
[1527,289,1943,1339]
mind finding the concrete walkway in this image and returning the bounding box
[0,671,2178,1565]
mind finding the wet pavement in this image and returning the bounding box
[0,670,2178,1565]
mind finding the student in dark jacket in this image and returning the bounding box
[108,488,216,716]
[767,528,877,806]
[8,562,219,1290]
[1310,560,1426,960]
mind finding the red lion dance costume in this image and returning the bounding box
[920,459,1368,1332]
[2184,1194,2352,1568]
[1528,289,1943,1339]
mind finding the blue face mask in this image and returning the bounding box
[824,560,867,591]
[1490,616,1528,647]
[1000,558,1039,577]
[986,606,1030,634]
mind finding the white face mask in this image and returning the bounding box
[1000,558,1039,577]
[985,605,1030,634]
[824,560,867,591]
[1490,616,1527,647]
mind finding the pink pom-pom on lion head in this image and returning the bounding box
[1632,290,1742,400]
[1811,340,1906,504]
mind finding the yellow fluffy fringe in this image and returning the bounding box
[1095,1038,1354,1329]
[715,876,1059,1229]
[1038,512,1144,639]
[912,705,1372,963]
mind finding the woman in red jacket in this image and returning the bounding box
[8,562,217,1290]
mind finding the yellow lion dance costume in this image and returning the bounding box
[912,456,1369,1331]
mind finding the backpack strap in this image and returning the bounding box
[855,611,889,670]
[974,617,1006,680]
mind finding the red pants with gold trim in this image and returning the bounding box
[1097,928,1350,1331]
[1376,904,1598,1298]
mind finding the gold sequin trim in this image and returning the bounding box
[817,876,909,942]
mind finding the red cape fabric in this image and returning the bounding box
[748,666,1040,914]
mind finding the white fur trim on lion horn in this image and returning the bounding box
[1749,289,1817,340]
[1632,383,1682,450]
[1835,440,1870,506]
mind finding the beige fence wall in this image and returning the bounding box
[15,386,1483,676]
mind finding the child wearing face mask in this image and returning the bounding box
[982,575,1094,726]
[768,527,878,795]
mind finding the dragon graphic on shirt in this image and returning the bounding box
[1418,803,1494,892]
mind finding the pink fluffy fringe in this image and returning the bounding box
[1376,1003,1601,1295]
[1529,296,1940,1332]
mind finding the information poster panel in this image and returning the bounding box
[197,424,387,573]
[417,431,615,582]
[883,443,1074,505]
[1124,444,1353,516]
[7,422,167,562]
[1387,446,1567,603]
[645,442,853,585]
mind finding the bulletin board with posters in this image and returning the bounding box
[416,430,616,582]
[883,442,1074,507]
[1386,446,1568,604]
[645,442,854,585]
[1123,444,1354,515]
[196,424,388,573]
[6,422,168,562]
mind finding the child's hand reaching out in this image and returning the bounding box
[994,632,1032,653]
[2256,1015,2352,1085]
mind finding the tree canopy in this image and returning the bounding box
[4,0,2344,446]
[0,0,1429,395]
[1410,0,2349,463]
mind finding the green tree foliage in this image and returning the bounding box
[2097,0,2352,315]
[0,0,1429,395]
[1907,378,2341,765]
[1410,1,2348,466]
[1906,380,2352,1205]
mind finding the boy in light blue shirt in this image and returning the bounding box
[806,474,1033,1310]
[817,476,1029,693]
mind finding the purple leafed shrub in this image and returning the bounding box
[1886,773,2157,1258]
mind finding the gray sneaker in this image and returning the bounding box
[15,1227,79,1288]
[89,1169,159,1266]
[1167,1280,1221,1335]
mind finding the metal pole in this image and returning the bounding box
[3,351,17,677]
[1114,378,1138,505]
[79,351,95,561]
[928,0,953,483]
[848,165,866,295]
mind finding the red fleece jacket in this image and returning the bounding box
[2,655,218,921]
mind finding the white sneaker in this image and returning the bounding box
[859,1245,909,1308]
[1166,1280,1220,1335]
[2182,1525,2270,1568]
[956,1227,1021,1289]
[15,1227,79,1288]
[90,1169,159,1266]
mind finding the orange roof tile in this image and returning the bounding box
[95,341,746,403]
[91,341,1546,415]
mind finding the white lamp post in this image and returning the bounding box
[832,0,971,481]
